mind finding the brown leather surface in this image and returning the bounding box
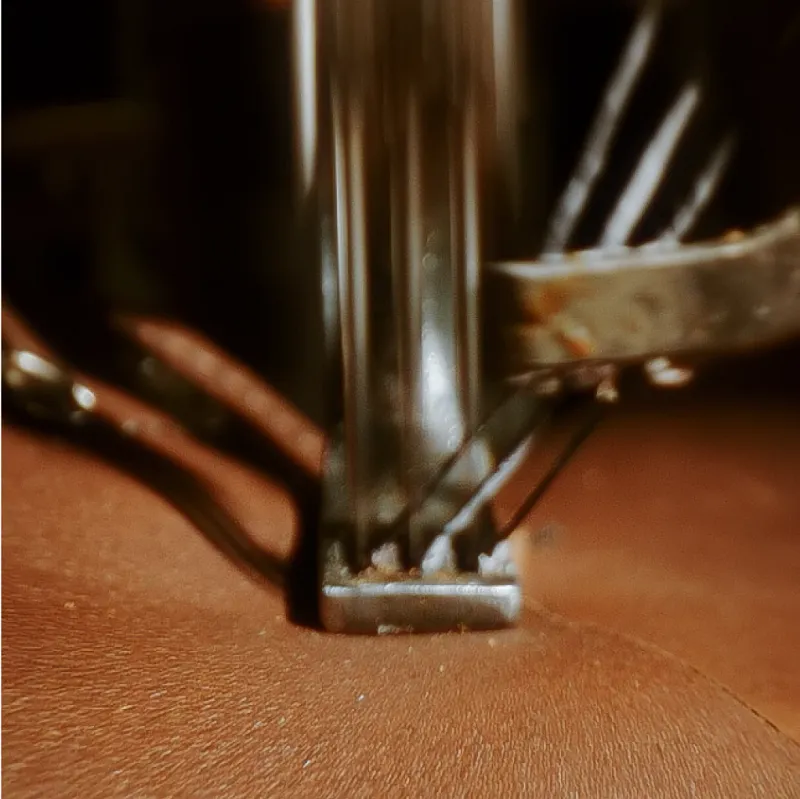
[507,397,800,742]
[4,320,800,797]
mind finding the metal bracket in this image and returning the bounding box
[489,209,800,387]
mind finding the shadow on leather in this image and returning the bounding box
[2,303,326,630]
[2,406,292,592]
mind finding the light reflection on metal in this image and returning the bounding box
[315,0,536,633]
[291,0,319,197]
[544,4,661,252]
[601,82,700,248]
[659,135,736,243]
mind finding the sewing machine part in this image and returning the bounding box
[491,208,800,389]
[320,388,550,634]
[297,1,800,634]
[297,0,536,634]
[2,346,98,425]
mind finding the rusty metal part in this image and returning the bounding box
[488,209,800,386]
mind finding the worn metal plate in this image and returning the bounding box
[488,209,800,382]
[319,433,524,635]
[320,539,521,635]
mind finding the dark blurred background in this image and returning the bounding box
[3,0,800,425]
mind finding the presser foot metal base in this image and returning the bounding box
[318,440,522,635]
[319,538,521,635]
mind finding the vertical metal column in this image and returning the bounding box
[305,0,530,632]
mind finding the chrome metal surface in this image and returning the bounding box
[320,444,521,636]
[321,573,521,636]
[301,0,537,632]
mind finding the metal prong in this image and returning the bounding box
[600,82,700,248]
[544,3,660,253]
[658,134,735,242]
[421,534,457,575]
[443,431,535,537]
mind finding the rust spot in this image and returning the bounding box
[556,325,595,358]
[560,336,594,358]
[521,282,578,322]
[534,287,568,318]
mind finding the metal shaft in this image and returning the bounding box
[313,0,529,571]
